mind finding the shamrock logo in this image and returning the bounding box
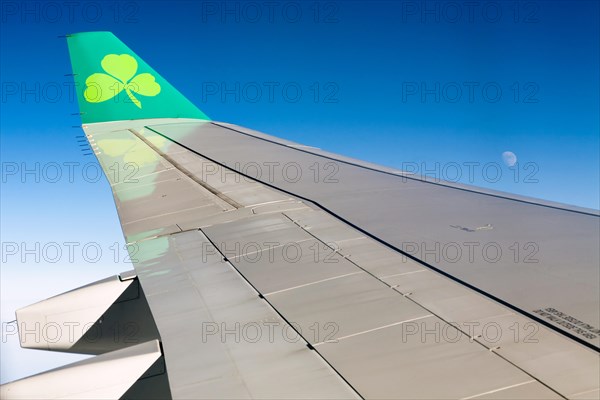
[84,54,161,109]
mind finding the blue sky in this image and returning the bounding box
[1,0,598,383]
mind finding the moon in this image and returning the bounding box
[502,151,517,167]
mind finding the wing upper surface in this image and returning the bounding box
[75,118,600,399]
[148,120,600,350]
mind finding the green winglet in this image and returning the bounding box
[67,32,209,123]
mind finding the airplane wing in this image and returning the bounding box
[2,32,598,400]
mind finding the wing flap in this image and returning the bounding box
[1,340,167,400]
[133,229,360,399]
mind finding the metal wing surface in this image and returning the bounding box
[2,32,598,400]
